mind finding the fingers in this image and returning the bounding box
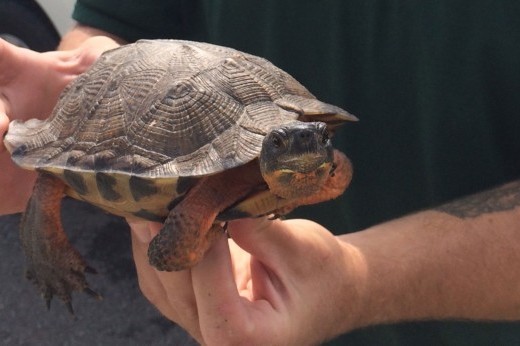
[192,232,241,319]
[192,232,277,345]
[51,36,121,77]
[226,218,287,265]
[0,111,8,152]
[129,220,175,315]
[128,220,204,342]
[127,218,331,345]
[192,223,302,345]
[227,218,313,270]
[226,218,300,292]
[75,36,121,65]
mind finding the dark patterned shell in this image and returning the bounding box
[5,40,356,220]
[6,40,350,178]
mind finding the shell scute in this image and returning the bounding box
[5,39,355,219]
[6,39,354,179]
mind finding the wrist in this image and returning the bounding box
[341,215,454,329]
[333,238,370,334]
[336,213,455,331]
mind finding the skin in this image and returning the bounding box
[130,181,520,345]
[2,24,520,345]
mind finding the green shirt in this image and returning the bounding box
[74,1,520,345]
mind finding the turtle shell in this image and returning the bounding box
[5,40,354,220]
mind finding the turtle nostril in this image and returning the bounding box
[297,129,313,142]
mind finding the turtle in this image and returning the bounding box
[4,39,357,312]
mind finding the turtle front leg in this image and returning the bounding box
[20,172,100,314]
[148,217,224,271]
[148,162,263,271]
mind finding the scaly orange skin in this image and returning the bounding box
[149,149,352,271]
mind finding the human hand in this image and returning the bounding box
[129,218,362,345]
[0,37,119,214]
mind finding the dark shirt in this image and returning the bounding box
[73,1,520,345]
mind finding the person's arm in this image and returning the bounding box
[130,179,520,345]
[341,180,520,330]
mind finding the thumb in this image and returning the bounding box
[127,219,162,244]
[227,217,313,270]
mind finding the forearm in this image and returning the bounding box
[338,180,520,331]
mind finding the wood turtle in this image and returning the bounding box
[4,40,356,313]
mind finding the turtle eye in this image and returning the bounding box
[272,134,282,148]
[269,130,286,149]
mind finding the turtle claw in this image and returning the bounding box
[222,222,231,238]
[45,297,52,311]
[40,283,100,317]
[65,301,75,317]
[268,213,282,220]
[84,287,103,301]
[25,259,100,314]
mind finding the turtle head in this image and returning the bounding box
[259,121,334,200]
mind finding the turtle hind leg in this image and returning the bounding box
[20,172,101,314]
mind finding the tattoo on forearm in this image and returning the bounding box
[435,180,520,218]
